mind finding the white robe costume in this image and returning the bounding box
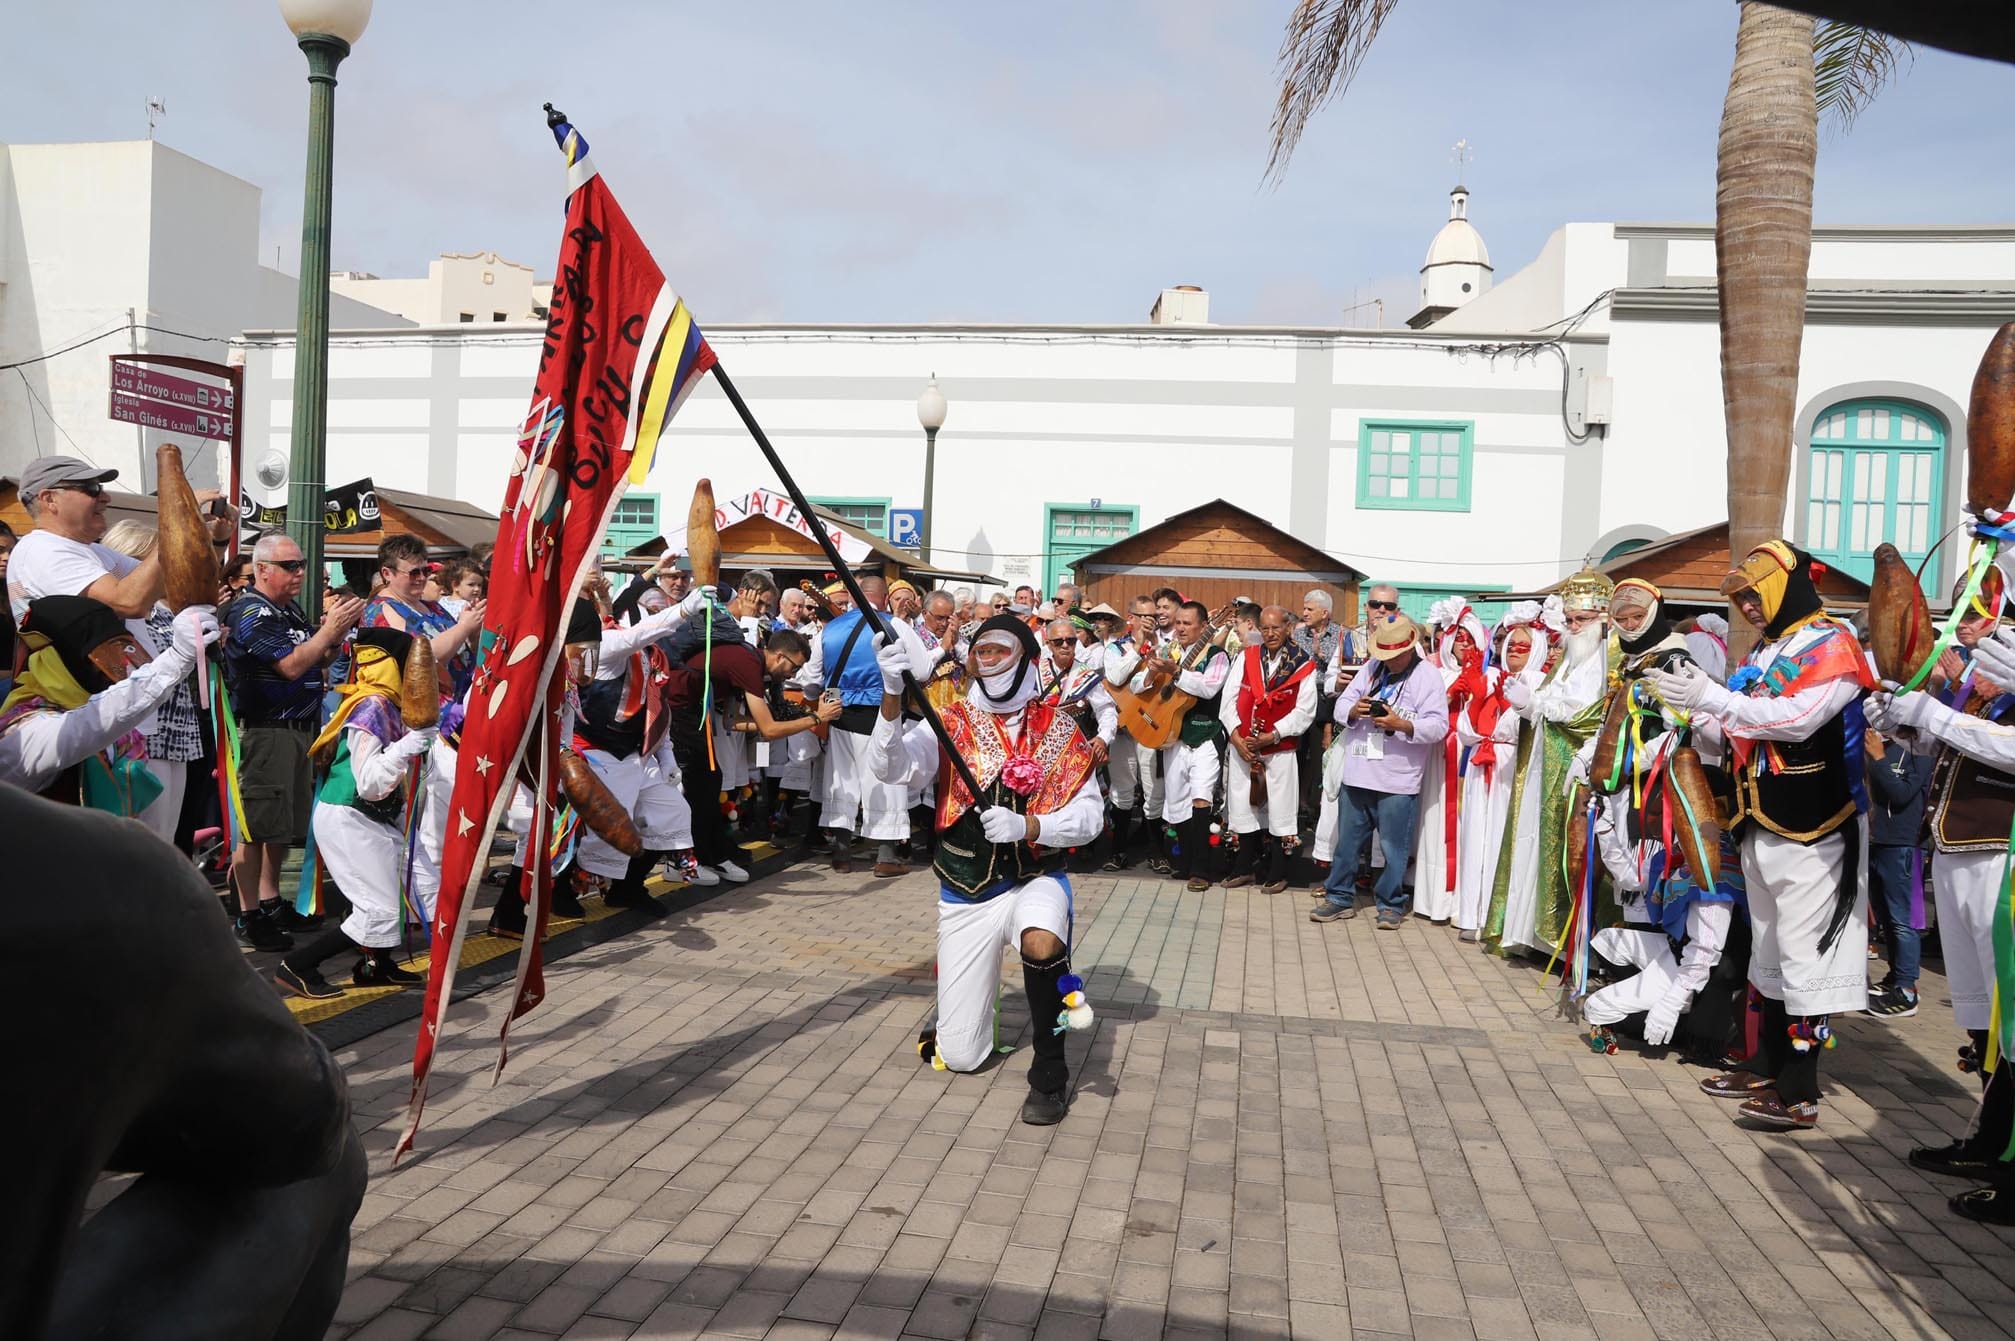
[1453,640,1541,933]
[1495,618,1607,955]
[574,605,696,880]
[1412,602,1489,922]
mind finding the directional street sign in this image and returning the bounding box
[108,361,235,440]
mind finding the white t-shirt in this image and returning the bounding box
[8,530,158,650]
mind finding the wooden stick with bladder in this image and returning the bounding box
[155,443,222,708]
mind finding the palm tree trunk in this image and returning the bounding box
[1718,2,1817,661]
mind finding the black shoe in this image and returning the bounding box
[605,883,668,919]
[275,961,341,999]
[1910,1138,2002,1181]
[488,899,527,940]
[269,903,323,933]
[1953,1187,2015,1224]
[550,887,587,919]
[1020,1088,1069,1126]
[1865,984,1919,1019]
[236,911,294,954]
[354,957,424,987]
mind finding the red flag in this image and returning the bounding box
[397,113,714,1159]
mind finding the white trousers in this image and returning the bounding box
[1584,928,1680,1026]
[1108,733,1162,816]
[576,743,693,879]
[771,727,823,792]
[1159,738,1221,824]
[820,726,911,841]
[140,756,184,845]
[315,803,428,949]
[1224,748,1299,837]
[935,877,1072,1073]
[1933,849,2002,1030]
[409,736,458,911]
[1743,824,1868,1016]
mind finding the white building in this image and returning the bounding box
[330,252,552,327]
[237,198,2015,610]
[0,139,405,492]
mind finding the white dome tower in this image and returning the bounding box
[1409,185,1493,328]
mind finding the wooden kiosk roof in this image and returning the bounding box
[0,479,497,559]
[619,505,997,587]
[1500,522,1872,610]
[1067,498,1364,621]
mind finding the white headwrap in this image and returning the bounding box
[967,628,1041,715]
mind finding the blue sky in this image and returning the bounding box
[8,2,2009,325]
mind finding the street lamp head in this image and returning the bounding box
[279,0,372,44]
[916,374,948,432]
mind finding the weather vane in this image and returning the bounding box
[1451,138,1473,180]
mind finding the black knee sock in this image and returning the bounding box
[1756,997,1789,1080]
[1265,837,1289,887]
[1107,810,1132,863]
[1776,1014,1825,1106]
[285,925,355,977]
[606,854,653,900]
[1971,1055,2014,1157]
[1021,948,1072,1096]
[1231,833,1260,879]
[1182,811,1211,879]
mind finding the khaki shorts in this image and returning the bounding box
[239,724,314,846]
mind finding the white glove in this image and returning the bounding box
[1865,688,1947,739]
[1503,678,1533,711]
[1643,995,1682,1048]
[979,806,1028,844]
[876,639,910,696]
[170,604,221,660]
[678,585,716,619]
[1974,626,2015,689]
[1643,662,1711,712]
[390,726,439,761]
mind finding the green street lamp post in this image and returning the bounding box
[278,0,372,618]
[916,374,947,565]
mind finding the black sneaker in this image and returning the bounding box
[1865,984,1919,1020]
[353,957,424,987]
[236,911,293,954]
[275,961,341,999]
[270,903,323,933]
[1020,1088,1069,1125]
[1910,1138,2001,1181]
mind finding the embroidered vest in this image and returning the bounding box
[1233,644,1313,754]
[1929,695,2015,853]
[1175,642,1228,748]
[933,701,1097,899]
[1726,619,1869,843]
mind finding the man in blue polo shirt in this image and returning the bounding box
[818,572,929,876]
[224,533,363,951]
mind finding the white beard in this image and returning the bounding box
[1560,623,1606,670]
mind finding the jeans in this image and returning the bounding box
[1869,842,1920,990]
[1323,785,1419,916]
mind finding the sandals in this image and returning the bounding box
[1699,1072,1775,1099]
[1738,1094,1819,1130]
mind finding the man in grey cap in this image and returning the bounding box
[7,454,227,844]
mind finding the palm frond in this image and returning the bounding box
[1264,0,1403,185]
[1812,20,1914,132]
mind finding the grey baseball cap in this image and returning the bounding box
[18,455,117,499]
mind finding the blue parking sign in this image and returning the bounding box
[889,508,923,549]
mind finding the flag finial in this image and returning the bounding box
[544,102,567,129]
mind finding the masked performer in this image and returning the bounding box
[0,595,216,811]
[1415,600,1488,923]
[275,629,439,998]
[1645,541,1873,1130]
[1488,576,1612,955]
[1220,605,1316,894]
[866,617,1101,1125]
[1864,611,2015,1222]
[1453,606,1548,939]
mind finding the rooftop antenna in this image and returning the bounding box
[147,96,167,140]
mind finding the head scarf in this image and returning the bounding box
[967,613,1042,713]
[1425,597,1487,669]
[311,629,411,764]
[1611,578,1675,656]
[1721,540,1824,639]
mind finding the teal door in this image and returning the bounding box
[1805,400,1944,591]
[1045,504,1137,593]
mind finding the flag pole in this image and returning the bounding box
[707,362,986,802]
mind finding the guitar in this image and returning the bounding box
[1110,646,1200,749]
[799,579,840,621]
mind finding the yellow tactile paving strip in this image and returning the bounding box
[279,839,780,1026]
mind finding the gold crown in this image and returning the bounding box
[1558,567,1615,614]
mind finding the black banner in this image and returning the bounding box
[238,477,379,535]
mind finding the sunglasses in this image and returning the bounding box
[260,558,308,573]
[1045,637,1075,648]
[1366,599,1399,611]
[54,481,106,498]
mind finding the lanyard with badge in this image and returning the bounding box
[1350,658,1416,761]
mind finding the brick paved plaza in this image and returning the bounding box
[323,862,2015,1341]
